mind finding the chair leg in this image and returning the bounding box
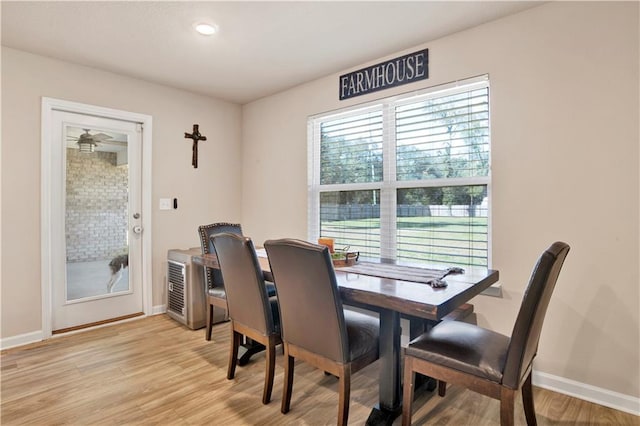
[522,371,537,426]
[500,387,515,426]
[206,303,214,341]
[281,347,295,414]
[401,356,415,426]
[227,327,240,380]
[438,380,447,397]
[337,365,351,426]
[262,341,276,404]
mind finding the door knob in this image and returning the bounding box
[133,225,143,234]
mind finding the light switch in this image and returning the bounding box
[159,198,172,210]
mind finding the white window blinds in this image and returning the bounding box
[395,85,489,181]
[320,109,383,185]
[309,75,490,267]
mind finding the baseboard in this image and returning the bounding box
[152,304,167,315]
[2,307,166,350]
[0,330,44,351]
[533,370,640,416]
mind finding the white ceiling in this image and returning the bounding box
[1,1,541,104]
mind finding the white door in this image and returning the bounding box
[50,110,143,331]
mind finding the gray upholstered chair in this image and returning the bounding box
[211,233,282,404]
[264,238,380,426]
[401,242,570,426]
[198,223,243,341]
[198,222,278,341]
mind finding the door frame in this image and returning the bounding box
[41,97,153,339]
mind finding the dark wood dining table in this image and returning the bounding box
[192,252,499,425]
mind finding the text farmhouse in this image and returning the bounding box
[339,49,429,100]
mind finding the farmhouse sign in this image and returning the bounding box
[339,49,428,100]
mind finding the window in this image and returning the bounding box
[308,76,490,267]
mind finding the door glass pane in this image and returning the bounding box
[65,126,130,301]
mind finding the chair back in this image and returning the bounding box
[197,223,242,288]
[212,233,278,336]
[502,241,570,388]
[264,238,349,363]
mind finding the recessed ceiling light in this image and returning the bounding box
[194,22,218,36]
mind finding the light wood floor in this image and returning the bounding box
[1,315,636,425]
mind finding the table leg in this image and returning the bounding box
[237,338,266,366]
[409,317,437,392]
[366,309,401,426]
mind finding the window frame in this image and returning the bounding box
[308,75,492,268]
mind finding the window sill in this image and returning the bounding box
[481,283,502,298]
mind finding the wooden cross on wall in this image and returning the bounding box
[184,124,207,168]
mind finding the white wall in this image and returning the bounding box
[241,1,639,404]
[1,47,243,337]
